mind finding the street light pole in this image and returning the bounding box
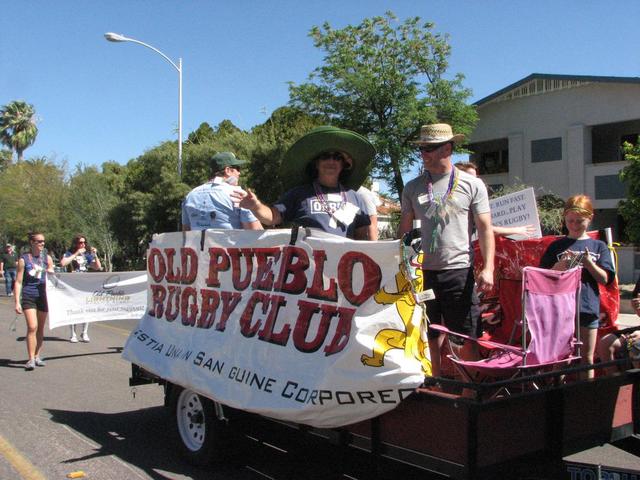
[104,32,183,178]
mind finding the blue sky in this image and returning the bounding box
[3,1,640,189]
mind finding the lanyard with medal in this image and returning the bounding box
[27,252,45,279]
[417,168,460,253]
[313,182,357,231]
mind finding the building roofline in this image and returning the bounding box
[474,73,640,106]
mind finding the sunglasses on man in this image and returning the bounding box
[419,142,449,153]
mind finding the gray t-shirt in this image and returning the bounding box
[401,169,490,270]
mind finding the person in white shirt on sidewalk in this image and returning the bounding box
[60,234,102,342]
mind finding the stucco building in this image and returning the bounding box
[467,73,640,239]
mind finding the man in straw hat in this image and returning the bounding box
[398,123,495,378]
[236,126,376,239]
[182,151,263,231]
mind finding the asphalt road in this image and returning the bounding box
[1,290,637,480]
[0,294,267,480]
[0,294,427,480]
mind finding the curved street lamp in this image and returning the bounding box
[104,32,183,178]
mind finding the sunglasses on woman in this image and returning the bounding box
[317,152,346,162]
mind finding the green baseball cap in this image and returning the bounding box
[212,152,247,171]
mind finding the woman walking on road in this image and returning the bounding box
[14,232,54,371]
[60,234,101,342]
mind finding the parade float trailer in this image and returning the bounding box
[125,229,640,479]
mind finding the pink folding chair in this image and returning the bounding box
[430,266,582,395]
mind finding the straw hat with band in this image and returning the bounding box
[279,126,376,191]
[411,123,465,146]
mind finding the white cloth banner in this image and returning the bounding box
[47,271,148,329]
[122,229,430,428]
[489,187,542,239]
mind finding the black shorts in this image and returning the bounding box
[21,294,48,312]
[423,267,480,343]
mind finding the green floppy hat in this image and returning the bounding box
[279,126,376,191]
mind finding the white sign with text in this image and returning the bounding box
[489,187,542,239]
[47,271,147,328]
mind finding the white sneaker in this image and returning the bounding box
[70,334,78,343]
[80,333,90,343]
[34,357,46,367]
[25,359,35,371]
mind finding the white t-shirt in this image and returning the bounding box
[356,186,379,216]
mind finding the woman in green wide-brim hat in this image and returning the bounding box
[279,125,376,191]
[235,126,377,239]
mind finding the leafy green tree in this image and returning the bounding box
[182,121,255,187]
[536,194,564,236]
[0,101,39,162]
[0,158,68,254]
[289,12,477,197]
[66,165,121,271]
[0,149,11,172]
[619,140,640,242]
[109,121,255,269]
[249,107,324,203]
[186,122,216,144]
[109,141,187,269]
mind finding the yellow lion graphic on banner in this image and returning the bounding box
[360,253,431,375]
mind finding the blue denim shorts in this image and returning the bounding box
[579,313,599,329]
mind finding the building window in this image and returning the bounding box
[594,174,627,200]
[531,137,562,163]
[479,149,508,174]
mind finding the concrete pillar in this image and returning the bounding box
[508,133,524,184]
[567,124,589,196]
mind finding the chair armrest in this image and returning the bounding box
[429,324,524,355]
[429,324,475,342]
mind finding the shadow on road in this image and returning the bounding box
[0,357,29,369]
[0,348,123,369]
[15,336,72,342]
[46,406,259,480]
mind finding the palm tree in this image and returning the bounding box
[0,101,39,162]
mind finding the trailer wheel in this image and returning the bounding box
[168,385,226,465]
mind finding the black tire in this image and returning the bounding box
[167,384,227,465]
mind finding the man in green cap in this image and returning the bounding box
[182,152,263,231]
[235,126,376,239]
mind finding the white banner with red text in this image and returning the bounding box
[122,229,430,428]
[47,271,148,329]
